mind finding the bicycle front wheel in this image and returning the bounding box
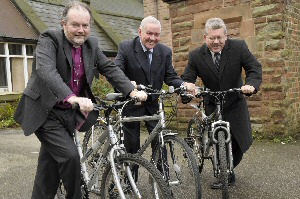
[153,135,202,199]
[218,131,229,199]
[101,153,173,199]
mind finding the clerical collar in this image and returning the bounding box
[140,39,153,53]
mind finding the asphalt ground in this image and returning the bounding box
[0,128,300,199]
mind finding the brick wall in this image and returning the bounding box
[145,0,300,138]
[143,0,173,49]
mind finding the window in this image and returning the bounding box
[8,44,22,55]
[26,45,35,56]
[0,42,36,93]
[0,43,4,55]
[0,58,7,87]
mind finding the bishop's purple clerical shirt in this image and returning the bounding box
[55,46,86,109]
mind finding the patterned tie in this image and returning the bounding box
[214,52,221,71]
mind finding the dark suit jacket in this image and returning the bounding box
[114,36,183,113]
[182,39,262,153]
[14,29,135,136]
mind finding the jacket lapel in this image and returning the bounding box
[150,46,161,85]
[82,44,92,84]
[219,41,230,77]
[134,38,151,83]
[63,37,73,68]
[203,45,219,78]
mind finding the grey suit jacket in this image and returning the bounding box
[114,36,183,111]
[182,39,262,152]
[14,29,135,136]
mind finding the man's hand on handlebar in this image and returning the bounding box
[183,82,196,95]
[241,85,255,94]
[67,96,94,112]
[129,89,148,101]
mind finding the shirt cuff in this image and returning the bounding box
[63,93,76,103]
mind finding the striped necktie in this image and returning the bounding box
[214,52,221,71]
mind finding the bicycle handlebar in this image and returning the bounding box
[136,84,185,96]
[72,95,138,112]
[195,88,243,98]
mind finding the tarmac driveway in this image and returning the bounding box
[0,129,299,199]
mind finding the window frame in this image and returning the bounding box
[0,42,35,93]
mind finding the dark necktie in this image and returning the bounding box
[145,50,151,67]
[214,52,221,71]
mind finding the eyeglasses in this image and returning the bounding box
[70,23,90,30]
[207,36,226,42]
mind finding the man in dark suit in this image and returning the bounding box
[114,16,194,174]
[13,2,147,198]
[181,17,262,189]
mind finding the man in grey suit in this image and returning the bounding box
[13,2,147,198]
[181,18,262,188]
[114,16,194,177]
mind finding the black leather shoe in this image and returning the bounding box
[211,172,236,189]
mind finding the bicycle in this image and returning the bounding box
[56,95,174,199]
[184,87,243,199]
[111,85,201,199]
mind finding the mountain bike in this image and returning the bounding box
[185,88,243,199]
[56,95,174,199]
[116,85,201,199]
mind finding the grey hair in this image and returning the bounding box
[61,1,93,24]
[204,18,227,35]
[140,16,161,31]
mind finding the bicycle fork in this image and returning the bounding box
[211,121,234,177]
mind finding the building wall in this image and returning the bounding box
[143,0,173,48]
[144,0,300,138]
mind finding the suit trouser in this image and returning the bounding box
[32,108,82,199]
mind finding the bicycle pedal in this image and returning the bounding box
[108,188,119,198]
[184,137,195,148]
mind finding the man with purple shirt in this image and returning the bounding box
[13,2,147,198]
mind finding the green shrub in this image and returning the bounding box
[0,99,20,129]
[91,77,114,100]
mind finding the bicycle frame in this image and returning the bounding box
[112,87,179,182]
[104,86,202,199]
[73,99,142,199]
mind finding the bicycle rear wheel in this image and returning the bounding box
[186,118,205,173]
[153,134,202,199]
[83,121,106,153]
[101,153,173,199]
[218,131,229,199]
[81,122,108,198]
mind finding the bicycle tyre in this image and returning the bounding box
[100,153,174,199]
[83,122,106,154]
[80,122,108,198]
[218,131,229,199]
[152,135,202,199]
[186,118,205,173]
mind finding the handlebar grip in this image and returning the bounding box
[168,86,174,93]
[105,93,124,101]
[136,84,146,91]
